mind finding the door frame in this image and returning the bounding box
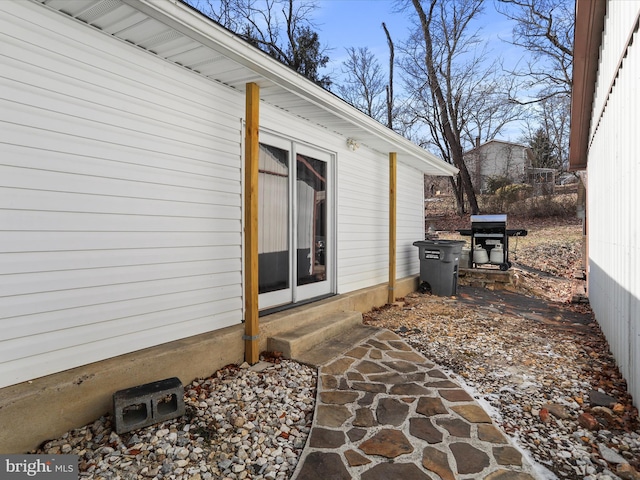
[256,130,335,310]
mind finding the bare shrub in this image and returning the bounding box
[522,193,577,218]
[479,191,576,218]
[481,184,533,213]
[486,175,513,194]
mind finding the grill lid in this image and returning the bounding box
[470,214,507,224]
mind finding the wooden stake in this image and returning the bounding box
[388,152,397,304]
[244,83,260,364]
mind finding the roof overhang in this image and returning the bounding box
[462,139,528,155]
[36,0,457,177]
[568,0,606,171]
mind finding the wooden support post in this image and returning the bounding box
[388,152,397,304]
[244,82,260,364]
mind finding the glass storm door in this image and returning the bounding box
[258,135,332,310]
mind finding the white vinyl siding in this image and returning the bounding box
[1,1,446,390]
[464,141,528,192]
[0,2,244,388]
[587,6,640,405]
[591,2,640,131]
[337,150,390,293]
[396,165,425,278]
[258,93,432,298]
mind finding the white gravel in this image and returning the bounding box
[35,360,317,480]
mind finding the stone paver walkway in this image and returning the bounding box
[292,329,539,480]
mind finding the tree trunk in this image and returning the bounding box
[449,175,464,215]
[411,0,480,215]
[451,146,480,214]
[382,22,394,129]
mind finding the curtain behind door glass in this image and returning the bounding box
[258,144,289,294]
[296,154,327,286]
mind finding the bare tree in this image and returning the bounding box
[522,94,570,170]
[337,47,386,122]
[382,23,395,129]
[539,94,570,170]
[401,0,516,215]
[497,0,574,102]
[337,25,398,128]
[460,77,523,148]
[498,0,573,172]
[191,0,331,87]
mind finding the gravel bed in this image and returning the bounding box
[31,225,640,480]
[364,291,640,480]
[34,361,317,480]
[32,291,640,480]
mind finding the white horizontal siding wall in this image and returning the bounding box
[396,164,425,278]
[0,2,244,388]
[587,7,640,405]
[260,105,421,296]
[591,2,640,134]
[480,143,527,180]
[337,149,389,293]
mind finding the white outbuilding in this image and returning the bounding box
[0,0,456,451]
[570,0,640,409]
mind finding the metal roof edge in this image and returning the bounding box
[568,0,606,171]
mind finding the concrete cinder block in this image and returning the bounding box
[113,377,185,434]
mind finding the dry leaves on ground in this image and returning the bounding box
[364,218,640,480]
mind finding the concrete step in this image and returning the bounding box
[267,311,369,364]
[293,324,379,367]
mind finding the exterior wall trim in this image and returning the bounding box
[569,0,607,171]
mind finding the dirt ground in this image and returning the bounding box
[363,197,640,479]
[424,194,584,302]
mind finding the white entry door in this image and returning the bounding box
[257,133,333,310]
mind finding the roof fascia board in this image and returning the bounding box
[568,0,606,171]
[464,139,527,154]
[123,0,457,176]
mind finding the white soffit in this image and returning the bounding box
[35,0,458,176]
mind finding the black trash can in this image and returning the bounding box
[413,240,465,296]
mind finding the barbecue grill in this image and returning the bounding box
[457,214,527,270]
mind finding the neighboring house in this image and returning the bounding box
[0,0,457,452]
[463,140,531,193]
[570,1,639,407]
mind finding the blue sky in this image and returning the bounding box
[188,0,523,88]
[315,0,414,69]
[189,0,531,142]
[314,1,526,141]
[314,1,521,81]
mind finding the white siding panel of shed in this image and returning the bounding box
[396,165,425,278]
[0,2,244,388]
[587,13,640,405]
[260,104,405,295]
[591,2,640,130]
[337,150,389,293]
[260,102,426,293]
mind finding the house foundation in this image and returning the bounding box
[0,276,418,453]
